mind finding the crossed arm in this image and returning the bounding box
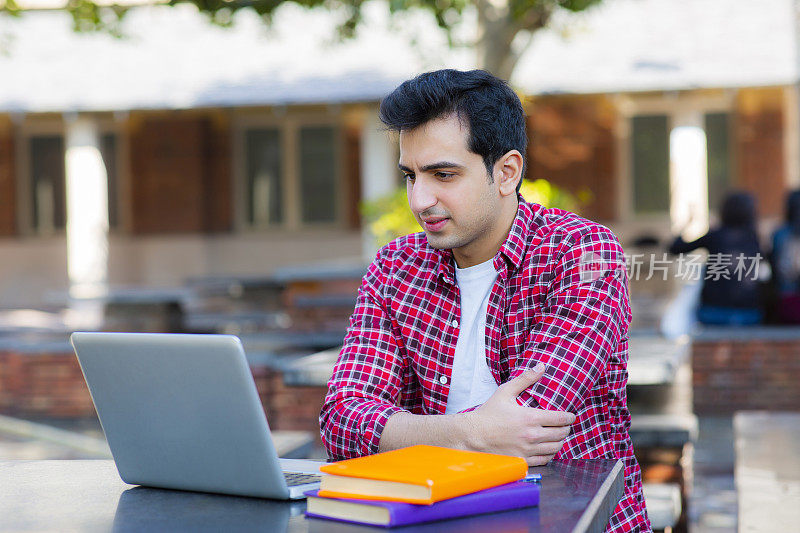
[378,365,575,465]
[320,229,630,465]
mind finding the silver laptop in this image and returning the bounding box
[70,332,322,499]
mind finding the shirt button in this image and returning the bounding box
[439,375,448,385]
[451,319,459,328]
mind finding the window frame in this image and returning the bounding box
[296,123,342,226]
[97,122,129,234]
[614,92,735,226]
[241,124,285,229]
[16,118,65,237]
[233,110,346,233]
[16,116,128,237]
[630,113,672,216]
[704,111,736,215]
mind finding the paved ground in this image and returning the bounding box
[689,416,737,532]
[0,417,107,460]
[0,433,103,460]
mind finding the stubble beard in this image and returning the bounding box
[424,207,496,254]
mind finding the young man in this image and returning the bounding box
[320,69,649,531]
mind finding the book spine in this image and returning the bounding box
[316,488,432,505]
[430,459,528,502]
[389,483,540,526]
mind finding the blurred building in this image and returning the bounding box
[0,0,797,306]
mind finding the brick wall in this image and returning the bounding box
[344,123,362,230]
[735,88,786,219]
[526,95,617,222]
[283,277,360,333]
[0,349,327,445]
[0,351,96,418]
[252,367,327,444]
[129,113,232,234]
[204,112,233,233]
[693,335,800,413]
[0,128,16,236]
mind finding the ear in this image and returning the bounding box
[494,150,523,197]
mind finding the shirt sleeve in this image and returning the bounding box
[319,255,408,460]
[515,228,632,413]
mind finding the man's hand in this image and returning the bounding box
[379,363,575,465]
[463,363,576,465]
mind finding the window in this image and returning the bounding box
[29,135,66,233]
[245,128,283,226]
[631,115,670,214]
[299,126,337,224]
[27,130,121,234]
[240,120,341,229]
[100,133,120,229]
[705,112,732,214]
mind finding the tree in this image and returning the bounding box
[1,0,602,78]
[362,179,588,246]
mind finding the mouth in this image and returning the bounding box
[421,217,449,232]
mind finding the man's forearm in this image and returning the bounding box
[378,411,477,453]
[376,369,574,464]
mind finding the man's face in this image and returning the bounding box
[399,114,503,266]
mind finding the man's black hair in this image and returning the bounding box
[378,69,527,193]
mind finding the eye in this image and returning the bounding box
[435,172,454,180]
[403,173,415,182]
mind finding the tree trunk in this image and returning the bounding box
[474,0,548,81]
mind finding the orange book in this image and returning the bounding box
[318,445,528,504]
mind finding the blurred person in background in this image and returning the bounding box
[769,190,800,323]
[668,191,763,325]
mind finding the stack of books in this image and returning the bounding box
[304,445,540,527]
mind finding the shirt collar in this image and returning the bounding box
[435,248,456,285]
[496,197,534,270]
[433,197,535,283]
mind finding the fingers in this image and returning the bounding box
[525,454,556,466]
[526,425,571,444]
[526,440,565,457]
[524,408,575,429]
[543,411,576,427]
[498,363,545,398]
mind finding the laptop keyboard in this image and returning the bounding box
[283,472,322,487]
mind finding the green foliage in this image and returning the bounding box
[1,0,19,15]
[1,0,602,43]
[518,177,591,214]
[66,0,130,38]
[361,178,587,247]
[0,0,605,77]
[361,186,421,248]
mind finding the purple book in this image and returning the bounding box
[304,480,540,528]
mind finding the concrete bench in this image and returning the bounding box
[627,335,690,386]
[643,482,681,531]
[630,414,696,532]
[629,414,698,448]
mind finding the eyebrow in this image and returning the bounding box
[398,161,465,173]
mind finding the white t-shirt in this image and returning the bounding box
[444,258,501,414]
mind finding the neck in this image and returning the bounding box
[453,196,519,268]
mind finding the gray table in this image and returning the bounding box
[735,411,800,532]
[0,458,623,532]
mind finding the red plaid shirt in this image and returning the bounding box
[320,200,650,531]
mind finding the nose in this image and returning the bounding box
[407,176,437,214]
